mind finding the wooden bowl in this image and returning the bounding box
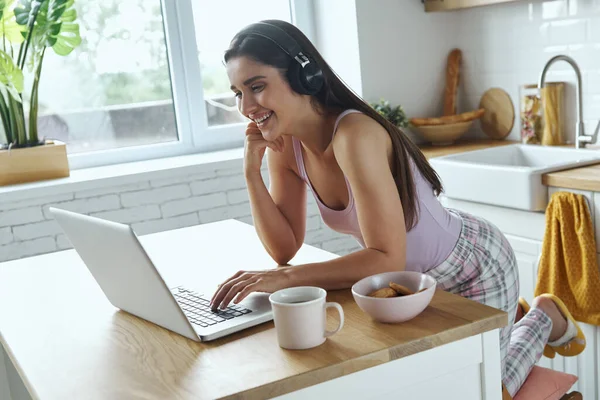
[412,120,474,146]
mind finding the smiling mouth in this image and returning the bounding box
[254,112,273,126]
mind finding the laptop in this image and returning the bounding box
[49,207,273,342]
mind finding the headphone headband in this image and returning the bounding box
[237,22,307,66]
[235,21,324,95]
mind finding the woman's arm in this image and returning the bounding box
[211,115,407,309]
[284,247,402,289]
[246,134,307,265]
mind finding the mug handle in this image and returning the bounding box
[324,302,344,337]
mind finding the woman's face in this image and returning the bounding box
[227,56,303,141]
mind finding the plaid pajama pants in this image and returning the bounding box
[425,209,552,396]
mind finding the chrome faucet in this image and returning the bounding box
[538,55,600,149]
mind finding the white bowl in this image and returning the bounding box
[351,271,436,323]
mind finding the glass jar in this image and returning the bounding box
[519,84,542,144]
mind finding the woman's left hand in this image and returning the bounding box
[209,267,294,310]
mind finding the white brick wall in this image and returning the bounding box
[0,159,361,263]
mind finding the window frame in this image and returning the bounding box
[67,0,313,170]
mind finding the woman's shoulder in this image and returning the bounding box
[332,111,390,152]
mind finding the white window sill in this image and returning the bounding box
[0,147,245,203]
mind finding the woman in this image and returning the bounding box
[210,19,585,396]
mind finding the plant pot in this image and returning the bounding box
[0,140,70,186]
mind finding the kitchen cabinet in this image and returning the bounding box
[423,0,520,12]
[504,234,541,303]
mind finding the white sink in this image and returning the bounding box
[429,144,600,211]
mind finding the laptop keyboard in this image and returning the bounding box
[173,287,252,328]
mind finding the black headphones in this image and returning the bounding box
[236,22,324,96]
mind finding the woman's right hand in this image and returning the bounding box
[244,121,284,175]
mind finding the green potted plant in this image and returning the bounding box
[370,98,410,129]
[0,0,81,186]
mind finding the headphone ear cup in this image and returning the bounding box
[287,60,324,95]
[301,63,324,95]
[286,61,309,95]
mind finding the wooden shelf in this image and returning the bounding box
[424,0,520,12]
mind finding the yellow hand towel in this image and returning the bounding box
[534,191,600,326]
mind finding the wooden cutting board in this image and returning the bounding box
[479,88,515,139]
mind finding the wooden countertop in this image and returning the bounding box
[0,220,507,400]
[418,138,517,159]
[542,164,600,191]
[418,139,600,192]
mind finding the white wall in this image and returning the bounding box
[355,0,460,127]
[313,0,364,96]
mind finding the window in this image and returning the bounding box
[191,1,292,127]
[38,1,177,154]
[40,0,313,169]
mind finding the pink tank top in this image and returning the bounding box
[292,109,462,273]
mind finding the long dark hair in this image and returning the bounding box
[224,20,443,231]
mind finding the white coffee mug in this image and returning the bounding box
[269,286,344,350]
